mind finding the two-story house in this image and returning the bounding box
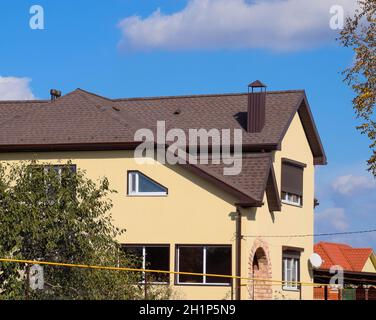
[0,81,326,300]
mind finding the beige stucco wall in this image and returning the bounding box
[0,112,317,300]
[0,151,237,300]
[362,256,376,273]
[240,112,315,300]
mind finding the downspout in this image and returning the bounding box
[235,206,242,300]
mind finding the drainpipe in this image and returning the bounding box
[235,206,242,300]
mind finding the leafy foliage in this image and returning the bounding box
[339,0,376,175]
[0,161,171,300]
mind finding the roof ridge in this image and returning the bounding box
[0,89,305,104]
[112,90,305,102]
[77,90,144,132]
[338,246,357,271]
[0,99,49,104]
[75,88,112,101]
[318,241,351,247]
[77,90,124,122]
[318,243,335,269]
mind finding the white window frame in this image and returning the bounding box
[281,191,302,207]
[176,245,231,286]
[283,256,299,290]
[128,172,167,196]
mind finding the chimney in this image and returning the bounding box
[247,80,266,133]
[50,89,61,101]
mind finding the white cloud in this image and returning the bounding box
[118,0,357,52]
[332,174,376,196]
[316,207,349,232]
[0,76,36,100]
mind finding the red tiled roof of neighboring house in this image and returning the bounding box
[314,242,374,272]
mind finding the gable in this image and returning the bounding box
[278,96,326,165]
[280,111,315,167]
[362,254,376,273]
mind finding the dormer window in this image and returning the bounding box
[281,159,306,207]
[127,171,168,196]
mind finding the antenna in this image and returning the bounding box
[309,253,323,269]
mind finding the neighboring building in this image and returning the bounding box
[314,242,376,273]
[313,242,376,300]
[0,81,327,300]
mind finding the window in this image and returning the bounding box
[29,164,77,201]
[176,245,231,285]
[123,245,170,283]
[127,171,167,196]
[281,159,305,206]
[281,192,302,206]
[282,250,300,290]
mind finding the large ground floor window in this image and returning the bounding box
[176,245,232,285]
[122,245,170,283]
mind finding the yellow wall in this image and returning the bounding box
[362,255,376,273]
[0,151,237,300]
[240,112,315,300]
[0,112,316,300]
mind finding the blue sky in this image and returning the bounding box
[1,0,375,248]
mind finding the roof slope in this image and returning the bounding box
[113,91,303,146]
[0,87,325,208]
[0,88,326,164]
[314,242,375,272]
[180,153,280,209]
[0,90,143,146]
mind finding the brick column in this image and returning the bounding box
[248,238,273,300]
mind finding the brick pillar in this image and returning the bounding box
[248,238,273,300]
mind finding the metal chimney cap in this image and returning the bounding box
[50,89,62,100]
[248,80,267,88]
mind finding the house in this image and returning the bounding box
[313,242,376,300]
[0,81,327,300]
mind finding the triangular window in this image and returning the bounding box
[128,171,168,196]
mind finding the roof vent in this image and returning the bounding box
[247,80,266,133]
[50,89,61,101]
[173,109,181,115]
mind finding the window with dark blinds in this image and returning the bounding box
[281,162,304,196]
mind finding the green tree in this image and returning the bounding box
[0,161,171,300]
[339,0,376,175]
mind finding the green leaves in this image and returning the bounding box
[0,161,170,300]
[339,0,376,175]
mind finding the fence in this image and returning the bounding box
[314,286,376,300]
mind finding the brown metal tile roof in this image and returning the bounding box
[181,153,280,209]
[193,154,272,202]
[0,88,325,165]
[113,90,304,146]
[0,87,325,207]
[0,89,140,146]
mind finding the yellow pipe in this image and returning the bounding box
[0,257,333,287]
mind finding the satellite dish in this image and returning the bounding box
[309,253,323,269]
